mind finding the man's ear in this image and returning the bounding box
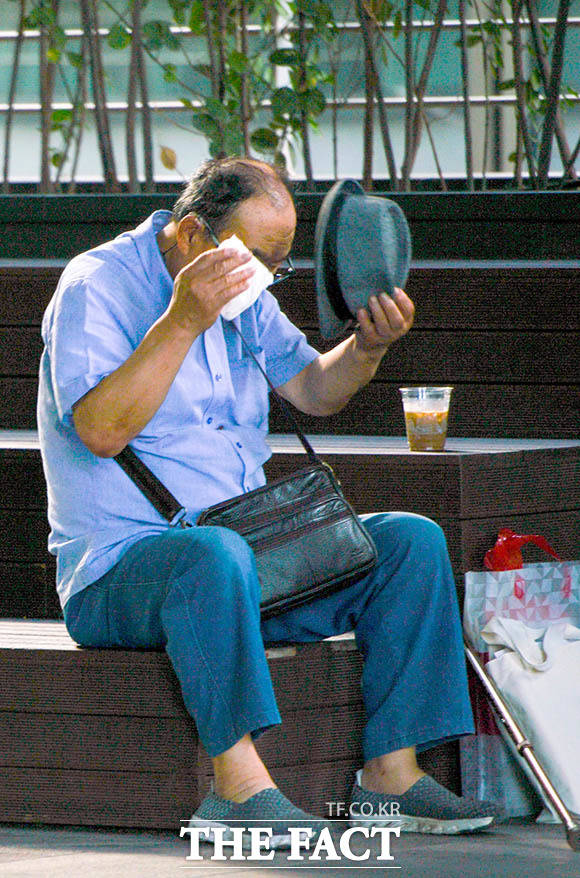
[176,213,206,255]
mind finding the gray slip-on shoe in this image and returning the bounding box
[189,787,329,851]
[350,770,503,835]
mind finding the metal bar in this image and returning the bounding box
[2,93,580,114]
[1,17,580,39]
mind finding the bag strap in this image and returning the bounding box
[115,444,189,526]
[229,321,320,464]
[114,319,322,522]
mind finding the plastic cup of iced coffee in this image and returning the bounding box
[399,386,453,451]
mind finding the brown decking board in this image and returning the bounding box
[0,618,459,828]
[1,260,578,436]
[275,262,580,331]
[3,326,576,383]
[0,625,375,828]
[0,766,199,829]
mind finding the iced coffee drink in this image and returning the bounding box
[399,387,453,451]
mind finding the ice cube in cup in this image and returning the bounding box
[399,386,453,451]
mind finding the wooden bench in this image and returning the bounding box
[2,434,578,828]
[0,620,460,829]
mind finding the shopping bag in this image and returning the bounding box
[481,616,580,816]
[460,530,580,817]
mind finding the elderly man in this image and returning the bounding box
[38,156,497,849]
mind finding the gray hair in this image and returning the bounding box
[172,157,293,232]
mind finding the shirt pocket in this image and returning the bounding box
[228,344,269,428]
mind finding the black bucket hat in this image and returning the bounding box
[314,179,412,339]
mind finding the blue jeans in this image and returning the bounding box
[63,512,474,760]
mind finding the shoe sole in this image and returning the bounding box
[350,814,495,835]
[188,816,295,850]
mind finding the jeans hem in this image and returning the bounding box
[202,713,283,758]
[362,719,476,763]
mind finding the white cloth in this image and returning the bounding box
[219,235,274,320]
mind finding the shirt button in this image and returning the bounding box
[236,442,242,449]
[207,417,213,424]
[215,373,223,381]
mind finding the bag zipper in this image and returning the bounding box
[207,481,339,532]
[242,507,355,551]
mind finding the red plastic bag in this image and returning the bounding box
[484,528,561,572]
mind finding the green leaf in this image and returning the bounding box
[393,10,402,40]
[51,152,64,168]
[167,0,188,26]
[191,112,220,138]
[66,51,84,68]
[107,22,132,50]
[228,49,249,74]
[269,48,300,66]
[24,5,56,28]
[163,63,177,83]
[51,108,73,124]
[271,86,300,117]
[46,47,61,63]
[143,20,181,51]
[467,34,482,47]
[205,96,229,121]
[222,125,244,155]
[250,127,279,152]
[188,0,205,34]
[497,78,515,91]
[299,87,326,116]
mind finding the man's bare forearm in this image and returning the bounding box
[281,333,386,417]
[279,290,415,417]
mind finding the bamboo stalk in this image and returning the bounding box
[296,4,314,186]
[407,0,447,173]
[126,0,141,192]
[511,0,538,187]
[362,45,375,190]
[458,0,474,189]
[79,0,119,189]
[536,0,571,187]
[39,0,59,192]
[357,0,398,190]
[526,0,575,181]
[53,58,81,185]
[202,0,219,100]
[239,1,251,157]
[68,37,88,192]
[137,36,154,190]
[216,0,227,104]
[2,0,26,192]
[401,0,415,188]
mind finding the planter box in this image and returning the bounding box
[0,191,578,260]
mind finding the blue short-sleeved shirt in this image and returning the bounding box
[37,211,319,609]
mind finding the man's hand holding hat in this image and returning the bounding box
[354,287,415,354]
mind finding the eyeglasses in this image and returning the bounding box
[201,217,295,288]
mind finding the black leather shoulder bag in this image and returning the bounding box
[115,324,377,619]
